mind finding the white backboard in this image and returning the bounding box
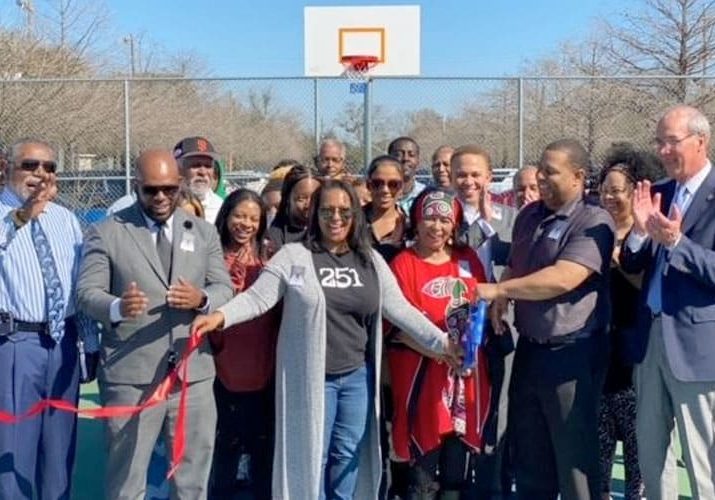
[304,5,421,77]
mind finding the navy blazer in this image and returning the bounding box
[620,167,715,382]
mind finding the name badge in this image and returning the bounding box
[288,265,306,287]
[458,260,473,278]
[547,221,566,240]
[179,232,195,252]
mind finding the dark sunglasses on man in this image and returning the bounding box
[141,185,180,197]
[17,159,57,174]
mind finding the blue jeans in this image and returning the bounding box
[320,364,373,500]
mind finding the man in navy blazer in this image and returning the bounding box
[620,105,715,499]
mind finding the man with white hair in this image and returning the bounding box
[316,138,348,179]
[0,138,85,499]
[621,105,715,499]
[173,136,224,223]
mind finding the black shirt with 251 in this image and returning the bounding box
[312,249,380,375]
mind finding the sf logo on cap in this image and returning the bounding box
[197,139,209,152]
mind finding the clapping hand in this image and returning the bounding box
[167,277,205,309]
[632,180,657,236]
[646,203,683,247]
[120,281,149,318]
[479,189,493,222]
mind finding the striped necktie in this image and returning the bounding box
[30,219,65,342]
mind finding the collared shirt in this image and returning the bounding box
[200,190,224,224]
[460,202,496,282]
[142,212,175,245]
[398,179,427,215]
[0,188,83,322]
[508,196,615,340]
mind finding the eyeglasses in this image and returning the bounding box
[367,178,403,192]
[318,207,353,221]
[141,185,180,197]
[17,159,57,174]
[652,134,695,149]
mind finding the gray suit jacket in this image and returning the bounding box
[77,203,233,385]
[620,168,715,381]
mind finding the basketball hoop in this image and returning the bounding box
[340,55,380,82]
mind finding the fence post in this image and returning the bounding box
[313,78,320,151]
[363,78,372,172]
[518,77,524,169]
[123,79,132,196]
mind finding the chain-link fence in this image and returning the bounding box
[2,75,714,224]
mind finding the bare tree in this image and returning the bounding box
[603,0,715,102]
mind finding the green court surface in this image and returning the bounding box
[72,383,693,500]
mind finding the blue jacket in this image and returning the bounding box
[620,167,715,382]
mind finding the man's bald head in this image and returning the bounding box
[134,149,182,223]
[135,149,181,183]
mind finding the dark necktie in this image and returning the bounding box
[156,222,172,277]
[30,219,65,342]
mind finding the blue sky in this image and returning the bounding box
[106,0,627,77]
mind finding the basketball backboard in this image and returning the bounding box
[304,5,421,77]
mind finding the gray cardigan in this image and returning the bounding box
[219,243,447,499]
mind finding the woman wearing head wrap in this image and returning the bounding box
[387,187,492,499]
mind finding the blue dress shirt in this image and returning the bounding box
[0,188,83,324]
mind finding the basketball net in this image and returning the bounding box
[340,55,379,82]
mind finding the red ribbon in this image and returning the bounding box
[0,330,205,479]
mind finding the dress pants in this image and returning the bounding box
[508,333,608,500]
[99,377,217,500]
[635,317,715,500]
[0,324,79,500]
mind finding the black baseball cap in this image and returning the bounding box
[173,136,220,161]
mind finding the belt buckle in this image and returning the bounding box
[0,312,14,336]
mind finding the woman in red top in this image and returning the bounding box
[208,189,280,500]
[388,188,492,499]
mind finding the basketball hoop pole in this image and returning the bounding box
[340,56,378,171]
[363,79,372,173]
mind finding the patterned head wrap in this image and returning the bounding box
[413,189,462,227]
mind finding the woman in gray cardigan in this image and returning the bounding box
[193,180,459,500]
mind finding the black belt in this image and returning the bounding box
[15,320,49,334]
[524,330,592,345]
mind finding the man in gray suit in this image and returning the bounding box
[621,105,715,499]
[77,149,233,499]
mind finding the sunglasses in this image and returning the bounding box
[367,178,403,192]
[318,207,353,221]
[17,160,57,174]
[141,185,180,197]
